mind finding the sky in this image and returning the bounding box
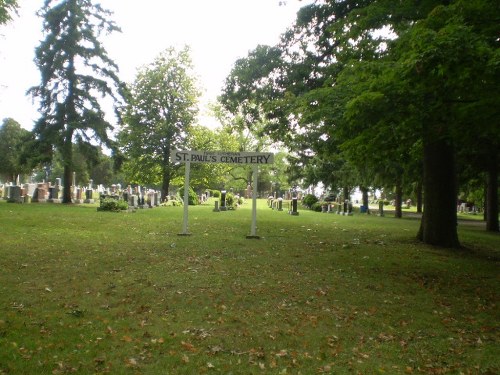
[0,0,312,130]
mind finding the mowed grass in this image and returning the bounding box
[0,199,498,374]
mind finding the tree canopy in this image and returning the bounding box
[28,0,125,203]
[118,46,200,199]
[220,0,500,246]
[0,118,31,182]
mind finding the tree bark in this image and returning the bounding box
[417,135,460,248]
[416,180,423,214]
[486,156,499,232]
[361,186,370,214]
[394,181,403,218]
[62,131,74,204]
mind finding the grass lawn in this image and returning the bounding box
[0,199,498,374]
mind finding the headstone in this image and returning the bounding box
[128,194,138,208]
[213,200,220,212]
[277,197,283,211]
[2,183,10,200]
[47,186,61,203]
[220,190,227,211]
[289,197,299,216]
[7,185,22,203]
[32,183,48,203]
[84,189,94,204]
[74,187,83,203]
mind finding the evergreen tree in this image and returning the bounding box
[0,0,18,25]
[28,0,125,203]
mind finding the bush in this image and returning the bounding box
[225,193,235,208]
[311,202,323,212]
[97,198,128,212]
[177,186,199,205]
[303,194,319,208]
[212,190,221,198]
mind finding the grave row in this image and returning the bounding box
[1,180,161,209]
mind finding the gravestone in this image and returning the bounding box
[277,197,283,211]
[128,194,138,208]
[7,185,22,203]
[220,190,227,211]
[289,197,299,216]
[32,183,48,203]
[2,183,10,200]
[84,189,94,204]
[47,185,61,203]
[74,187,83,203]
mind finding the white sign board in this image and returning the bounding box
[171,150,274,165]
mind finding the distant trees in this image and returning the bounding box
[0,118,31,181]
[28,0,125,203]
[118,46,200,199]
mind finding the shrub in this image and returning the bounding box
[303,194,319,208]
[212,190,221,198]
[177,186,199,205]
[311,202,323,212]
[97,198,128,212]
[225,193,235,208]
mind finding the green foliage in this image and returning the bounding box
[97,197,128,212]
[184,125,240,191]
[310,201,323,212]
[302,193,318,208]
[177,185,199,206]
[28,0,124,203]
[225,192,235,208]
[212,190,221,198]
[119,46,200,198]
[0,118,32,181]
[0,0,18,25]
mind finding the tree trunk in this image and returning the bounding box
[162,168,171,202]
[486,156,499,232]
[343,186,350,202]
[62,134,73,204]
[394,182,403,218]
[417,136,460,248]
[361,186,370,214]
[416,180,423,214]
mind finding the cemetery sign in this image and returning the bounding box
[171,150,274,165]
[171,150,274,239]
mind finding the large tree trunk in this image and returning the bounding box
[394,181,403,218]
[417,136,460,248]
[486,156,499,232]
[360,186,370,214]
